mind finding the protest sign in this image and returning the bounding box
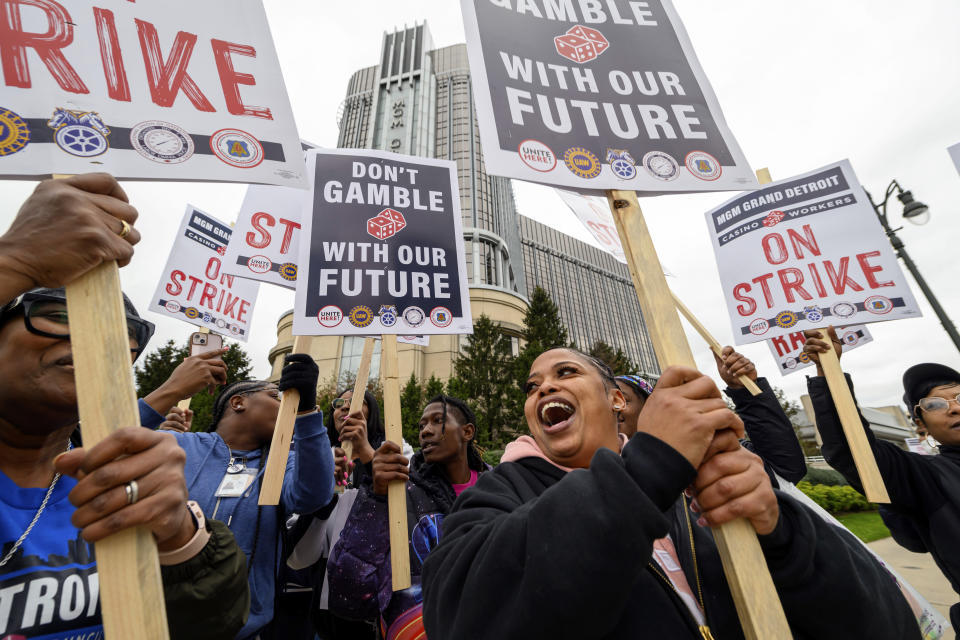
[293,148,472,336]
[0,0,305,186]
[767,325,872,376]
[706,160,921,345]
[555,188,626,262]
[222,184,305,289]
[949,143,960,176]
[150,206,260,341]
[461,0,754,191]
[222,142,317,288]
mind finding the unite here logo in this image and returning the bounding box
[554,25,609,64]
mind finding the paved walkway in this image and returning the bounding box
[868,536,955,628]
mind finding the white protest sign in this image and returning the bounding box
[294,148,472,336]
[397,335,430,346]
[460,0,755,192]
[0,0,305,186]
[221,184,305,289]
[949,143,960,176]
[554,188,626,262]
[150,206,260,341]
[767,325,872,376]
[706,160,922,345]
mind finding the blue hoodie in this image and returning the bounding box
[149,404,333,639]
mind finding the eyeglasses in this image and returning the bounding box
[332,397,348,409]
[20,299,154,356]
[238,386,281,401]
[917,394,960,414]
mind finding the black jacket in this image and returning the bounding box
[162,518,250,640]
[809,373,960,631]
[422,432,918,639]
[728,377,807,484]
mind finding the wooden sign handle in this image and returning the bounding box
[381,334,411,591]
[343,337,377,461]
[671,292,762,396]
[177,328,211,411]
[607,189,790,639]
[753,167,889,504]
[816,333,890,502]
[66,263,171,639]
[259,335,314,506]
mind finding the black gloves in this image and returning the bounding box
[278,353,319,412]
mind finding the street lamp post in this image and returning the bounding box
[864,181,960,354]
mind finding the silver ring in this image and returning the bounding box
[124,480,139,505]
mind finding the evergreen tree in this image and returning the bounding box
[448,315,514,447]
[424,374,444,400]
[135,338,253,432]
[588,340,637,376]
[400,373,423,444]
[510,287,571,432]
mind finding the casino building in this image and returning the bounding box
[268,23,658,385]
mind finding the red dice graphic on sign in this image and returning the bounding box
[554,25,609,64]
[366,208,407,240]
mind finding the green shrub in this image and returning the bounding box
[482,448,504,467]
[797,481,874,513]
[801,467,849,486]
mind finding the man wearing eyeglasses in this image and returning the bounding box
[0,173,250,639]
[803,327,960,633]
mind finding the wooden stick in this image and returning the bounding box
[607,189,790,639]
[66,263,170,639]
[177,328,210,411]
[753,167,889,504]
[259,335,314,506]
[381,334,411,591]
[343,337,377,461]
[816,333,890,502]
[671,291,762,396]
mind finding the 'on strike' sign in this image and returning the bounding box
[149,206,260,341]
[706,160,921,345]
[0,0,305,187]
[461,0,754,191]
[294,148,472,337]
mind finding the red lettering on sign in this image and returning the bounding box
[278,218,300,255]
[807,263,827,297]
[186,275,203,300]
[857,251,894,289]
[788,225,821,259]
[136,18,215,111]
[205,257,221,280]
[733,283,756,317]
[165,270,186,296]
[751,273,775,309]
[94,7,130,101]
[778,268,812,303]
[824,257,864,295]
[199,282,217,308]
[211,39,272,120]
[772,332,806,357]
[761,233,788,265]
[0,0,87,93]
[246,211,273,248]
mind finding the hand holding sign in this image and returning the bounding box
[0,174,140,301]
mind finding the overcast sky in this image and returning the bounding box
[0,1,957,412]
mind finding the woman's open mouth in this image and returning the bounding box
[539,400,575,434]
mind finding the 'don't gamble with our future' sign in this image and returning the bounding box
[461,0,755,191]
[293,148,472,337]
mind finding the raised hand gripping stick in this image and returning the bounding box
[607,188,790,639]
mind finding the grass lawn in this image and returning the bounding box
[835,510,891,543]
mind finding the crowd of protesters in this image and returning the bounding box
[0,173,957,639]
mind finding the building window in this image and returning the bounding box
[338,336,381,387]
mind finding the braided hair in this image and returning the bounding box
[209,380,270,432]
[426,394,486,471]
